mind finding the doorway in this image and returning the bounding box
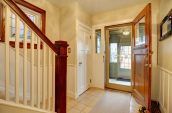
[105,24,132,92]
[104,4,152,111]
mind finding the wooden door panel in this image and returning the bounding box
[134,54,147,106]
[135,55,145,97]
[132,3,152,111]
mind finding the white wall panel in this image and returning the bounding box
[159,66,172,113]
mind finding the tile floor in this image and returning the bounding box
[67,88,106,113]
[67,88,140,113]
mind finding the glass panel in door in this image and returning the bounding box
[135,17,146,46]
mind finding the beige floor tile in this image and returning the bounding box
[79,98,92,106]
[86,100,97,107]
[67,103,74,111]
[67,88,133,113]
[73,103,87,111]
[81,106,92,113]
[67,100,78,107]
[77,95,88,102]
[68,108,81,113]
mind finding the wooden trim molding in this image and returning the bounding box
[0,3,5,42]
[9,41,43,49]
[3,0,58,54]
[105,22,132,29]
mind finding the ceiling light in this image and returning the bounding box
[123,31,130,36]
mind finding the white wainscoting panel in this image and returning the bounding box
[67,64,76,98]
[158,66,172,113]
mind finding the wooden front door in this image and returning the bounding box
[132,3,152,112]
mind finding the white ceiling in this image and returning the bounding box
[49,0,150,14]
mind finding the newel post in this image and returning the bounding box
[55,41,68,113]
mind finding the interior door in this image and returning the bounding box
[132,3,152,112]
[77,25,91,96]
[78,50,87,95]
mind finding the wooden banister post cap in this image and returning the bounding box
[55,41,69,56]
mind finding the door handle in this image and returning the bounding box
[150,51,154,55]
[145,64,151,67]
[79,62,82,65]
[145,64,149,67]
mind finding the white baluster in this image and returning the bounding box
[15,15,20,103]
[5,6,10,101]
[42,43,46,109]
[47,49,51,110]
[52,53,55,111]
[31,30,35,107]
[37,37,41,108]
[23,23,28,105]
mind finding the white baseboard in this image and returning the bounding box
[159,102,166,113]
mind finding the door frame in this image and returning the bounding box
[105,22,133,92]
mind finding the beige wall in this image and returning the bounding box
[26,0,60,42]
[92,3,147,26]
[158,0,172,71]
[150,0,160,100]
[76,3,92,27]
[60,2,91,65]
[91,0,160,100]
[60,3,77,65]
[59,3,91,98]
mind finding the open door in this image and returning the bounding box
[105,24,132,92]
[132,3,152,112]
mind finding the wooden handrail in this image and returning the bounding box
[3,0,58,54]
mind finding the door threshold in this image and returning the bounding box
[109,78,131,86]
[105,83,132,92]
